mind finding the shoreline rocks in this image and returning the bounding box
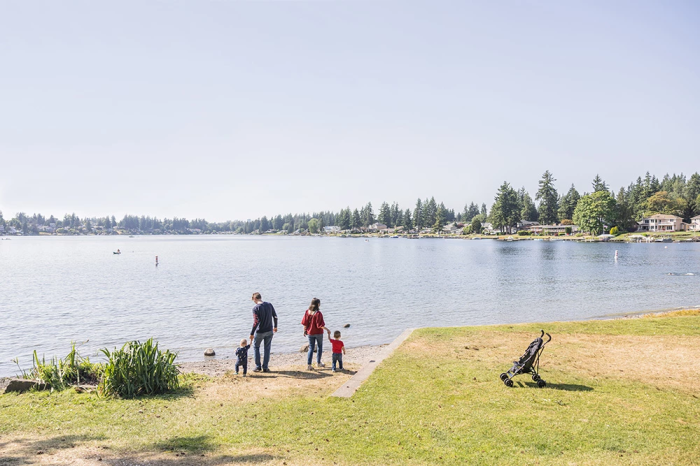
[1,378,45,394]
[204,348,216,356]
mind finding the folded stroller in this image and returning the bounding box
[500,330,551,388]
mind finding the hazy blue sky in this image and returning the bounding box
[1,1,698,221]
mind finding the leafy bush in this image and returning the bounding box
[517,231,531,236]
[610,226,620,236]
[565,227,572,235]
[21,343,102,391]
[100,339,179,398]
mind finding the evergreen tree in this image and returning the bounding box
[403,209,413,230]
[536,170,559,224]
[592,174,608,192]
[378,202,392,227]
[413,199,423,230]
[424,197,437,227]
[362,202,375,227]
[491,182,521,233]
[558,184,581,221]
[352,209,362,230]
[684,172,700,218]
[433,204,446,232]
[518,188,538,221]
[481,203,487,217]
[615,187,636,231]
[390,202,401,227]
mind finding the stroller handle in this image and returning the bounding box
[545,333,552,343]
[539,329,544,338]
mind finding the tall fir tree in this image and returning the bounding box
[536,170,559,224]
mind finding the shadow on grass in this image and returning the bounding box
[253,370,334,380]
[523,382,594,391]
[103,436,278,465]
[152,435,216,452]
[0,434,106,465]
[101,452,278,465]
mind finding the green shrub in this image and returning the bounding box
[610,226,620,236]
[100,339,179,398]
[517,230,531,236]
[565,227,572,235]
[23,343,102,392]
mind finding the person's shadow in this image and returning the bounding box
[523,382,593,391]
[251,369,357,380]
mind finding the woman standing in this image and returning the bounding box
[301,298,326,370]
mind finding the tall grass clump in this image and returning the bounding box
[100,338,179,398]
[22,343,102,391]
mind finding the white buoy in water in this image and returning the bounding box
[614,250,618,260]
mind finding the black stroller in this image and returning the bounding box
[500,330,551,388]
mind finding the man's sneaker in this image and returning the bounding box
[263,369,271,373]
[317,362,325,368]
[307,365,314,371]
[253,367,262,373]
[243,374,246,377]
[332,369,336,373]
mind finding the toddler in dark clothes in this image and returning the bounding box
[235,339,250,376]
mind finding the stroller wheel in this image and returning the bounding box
[505,379,514,387]
[500,373,508,381]
[532,374,540,382]
[537,379,546,388]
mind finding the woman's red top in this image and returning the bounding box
[301,310,325,335]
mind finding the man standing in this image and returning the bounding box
[249,292,278,372]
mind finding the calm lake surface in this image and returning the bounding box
[1,235,699,377]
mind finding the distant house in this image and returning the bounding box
[638,214,687,232]
[528,224,578,235]
[481,222,495,234]
[442,223,458,233]
[323,226,341,234]
[369,223,388,231]
[516,220,539,231]
[688,215,700,232]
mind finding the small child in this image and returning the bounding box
[235,339,250,376]
[325,328,345,372]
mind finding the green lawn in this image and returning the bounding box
[2,312,699,465]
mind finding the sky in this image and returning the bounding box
[0,0,698,222]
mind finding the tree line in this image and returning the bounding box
[2,171,699,236]
[489,171,700,234]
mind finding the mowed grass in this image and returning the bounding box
[1,312,700,465]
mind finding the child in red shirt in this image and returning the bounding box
[325,328,345,372]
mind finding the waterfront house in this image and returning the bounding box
[516,220,539,231]
[442,223,458,233]
[689,215,700,232]
[528,224,579,235]
[323,226,341,234]
[369,223,388,231]
[481,222,495,234]
[637,214,688,232]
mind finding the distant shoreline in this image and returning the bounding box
[3,230,699,243]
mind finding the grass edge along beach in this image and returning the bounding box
[1,310,699,465]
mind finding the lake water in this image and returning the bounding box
[1,235,699,377]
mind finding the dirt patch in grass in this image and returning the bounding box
[0,435,286,466]
[199,365,358,404]
[407,330,700,393]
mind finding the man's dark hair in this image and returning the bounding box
[252,292,262,301]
